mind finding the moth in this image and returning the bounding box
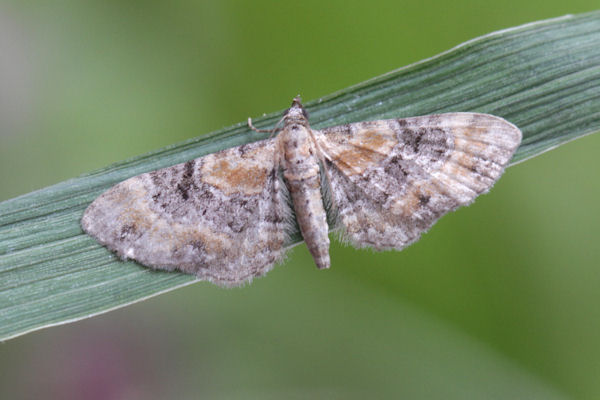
[82,97,522,287]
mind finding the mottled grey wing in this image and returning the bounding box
[81,139,289,287]
[315,113,521,250]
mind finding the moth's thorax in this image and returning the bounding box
[279,124,320,180]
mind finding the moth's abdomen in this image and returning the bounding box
[286,174,330,269]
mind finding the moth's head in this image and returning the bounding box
[283,95,309,123]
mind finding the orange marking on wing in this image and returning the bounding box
[462,126,489,139]
[350,129,394,152]
[330,128,397,176]
[212,158,267,194]
[201,146,272,196]
[110,180,155,230]
[450,135,490,178]
[127,209,154,231]
[176,226,231,254]
[447,152,476,179]
[390,183,436,217]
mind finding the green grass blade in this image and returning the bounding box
[2,11,600,341]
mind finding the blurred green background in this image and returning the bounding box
[1,1,600,399]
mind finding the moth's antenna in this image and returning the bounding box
[247,118,274,133]
[248,114,286,138]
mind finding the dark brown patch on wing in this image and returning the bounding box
[176,160,196,200]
